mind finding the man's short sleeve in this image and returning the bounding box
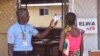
[7,28,15,44]
[32,27,39,36]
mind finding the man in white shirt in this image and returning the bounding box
[7,8,56,56]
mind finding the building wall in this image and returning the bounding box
[28,6,62,27]
[0,0,16,56]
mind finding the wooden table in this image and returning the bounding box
[33,40,59,56]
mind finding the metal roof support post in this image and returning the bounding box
[62,0,69,27]
[17,0,21,9]
[97,0,100,49]
[62,0,64,27]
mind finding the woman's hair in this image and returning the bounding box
[65,12,76,26]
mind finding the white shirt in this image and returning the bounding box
[7,22,38,51]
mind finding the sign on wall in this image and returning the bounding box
[77,18,97,34]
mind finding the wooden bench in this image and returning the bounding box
[89,51,100,56]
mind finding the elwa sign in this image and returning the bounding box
[77,18,97,34]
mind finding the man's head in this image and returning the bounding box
[16,8,29,24]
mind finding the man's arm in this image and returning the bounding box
[7,28,15,56]
[8,44,14,56]
[35,20,57,39]
[35,26,53,39]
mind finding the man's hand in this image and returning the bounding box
[49,19,57,28]
[8,44,14,56]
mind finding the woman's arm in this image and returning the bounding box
[80,34,84,56]
[59,30,65,51]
